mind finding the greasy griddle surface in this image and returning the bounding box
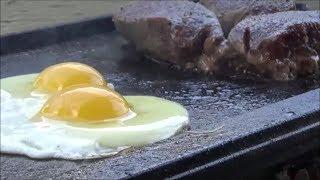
[1,32,318,179]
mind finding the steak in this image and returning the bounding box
[228,11,320,81]
[200,0,295,36]
[113,1,227,73]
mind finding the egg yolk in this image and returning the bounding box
[40,86,129,122]
[34,62,107,93]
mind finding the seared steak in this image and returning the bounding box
[200,0,295,36]
[228,11,320,81]
[113,1,227,73]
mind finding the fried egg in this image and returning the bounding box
[0,63,188,159]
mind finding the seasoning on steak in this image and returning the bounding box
[113,0,228,73]
[200,0,295,36]
[228,11,320,81]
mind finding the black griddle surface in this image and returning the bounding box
[1,32,319,179]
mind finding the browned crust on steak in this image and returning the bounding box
[228,11,320,80]
[200,0,295,36]
[113,1,226,73]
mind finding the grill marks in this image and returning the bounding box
[243,28,251,54]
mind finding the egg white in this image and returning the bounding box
[1,90,128,159]
[0,74,189,160]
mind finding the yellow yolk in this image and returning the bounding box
[40,86,130,122]
[33,62,107,93]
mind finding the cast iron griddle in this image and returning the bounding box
[0,15,319,179]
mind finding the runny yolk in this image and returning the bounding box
[40,86,130,122]
[33,62,107,93]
